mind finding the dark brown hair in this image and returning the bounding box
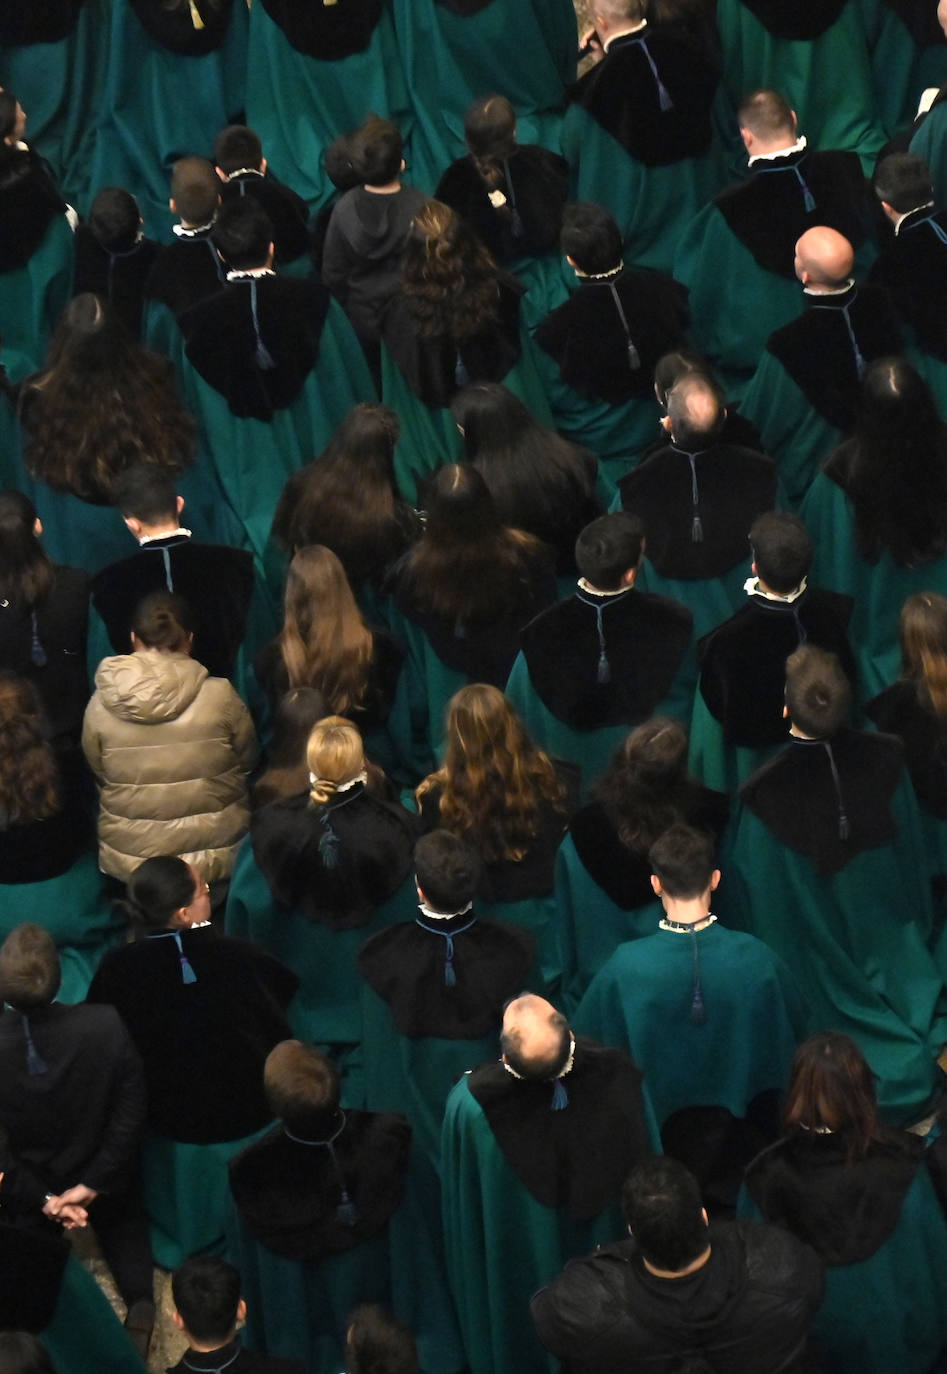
[0,675,60,824]
[783,1032,882,1161]
[0,924,60,1009]
[402,201,501,341]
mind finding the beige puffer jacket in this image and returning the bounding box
[81,650,257,882]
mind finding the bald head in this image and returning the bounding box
[666,374,724,448]
[501,995,572,1080]
[794,227,854,289]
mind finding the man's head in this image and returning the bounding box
[414,830,482,915]
[749,511,813,593]
[664,373,724,449]
[621,1158,709,1272]
[211,198,274,271]
[784,645,850,739]
[793,226,854,288]
[171,1257,245,1350]
[88,187,142,254]
[575,512,645,591]
[0,925,59,1011]
[649,825,719,902]
[213,124,264,177]
[873,153,934,219]
[170,157,220,228]
[737,88,796,155]
[350,115,404,187]
[500,995,572,1080]
[264,1039,340,1136]
[561,202,623,277]
[112,464,182,534]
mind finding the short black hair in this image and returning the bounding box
[737,88,795,140]
[873,153,934,214]
[749,511,813,593]
[211,197,274,270]
[649,824,716,900]
[213,124,263,174]
[324,132,361,193]
[621,1157,708,1271]
[346,1305,418,1374]
[350,115,404,186]
[560,202,623,276]
[171,1257,241,1346]
[785,645,850,738]
[113,464,179,524]
[414,830,482,913]
[0,925,59,1010]
[575,512,644,590]
[170,157,219,226]
[88,187,141,252]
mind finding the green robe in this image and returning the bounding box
[0,211,73,382]
[42,1251,147,1374]
[910,100,947,220]
[858,0,947,136]
[738,349,842,509]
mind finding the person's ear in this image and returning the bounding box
[236,1298,247,1326]
[171,1311,185,1333]
[650,874,663,896]
[709,869,721,892]
[176,495,185,517]
[124,516,142,538]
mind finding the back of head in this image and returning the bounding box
[213,124,263,175]
[306,715,365,807]
[593,0,646,22]
[89,187,142,253]
[649,823,716,899]
[350,114,404,186]
[414,829,482,913]
[500,993,571,1080]
[322,402,400,484]
[749,511,813,593]
[324,131,361,193]
[345,1305,419,1374]
[46,293,112,371]
[450,382,530,458]
[0,924,60,1010]
[621,1157,708,1271]
[264,1039,340,1134]
[426,464,501,543]
[794,226,854,288]
[575,512,644,589]
[170,156,220,227]
[0,1334,56,1374]
[113,463,179,525]
[784,645,850,738]
[855,355,936,451]
[737,88,795,142]
[666,373,724,449]
[619,716,689,783]
[171,1257,241,1348]
[211,197,274,271]
[560,202,622,277]
[783,1032,879,1157]
[899,591,947,720]
[0,673,60,825]
[0,490,50,606]
[131,589,194,652]
[253,687,329,808]
[873,153,934,213]
[464,94,517,162]
[125,855,195,934]
[444,681,525,771]
[653,349,710,407]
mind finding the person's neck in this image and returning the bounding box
[660,896,713,928]
[643,1244,712,1279]
[789,724,821,741]
[364,180,402,195]
[184,1332,238,1356]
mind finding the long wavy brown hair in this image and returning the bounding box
[900,592,947,723]
[0,491,53,608]
[417,684,565,863]
[22,294,196,505]
[278,547,374,714]
[783,1032,883,1163]
[402,201,501,341]
[0,675,60,824]
[591,717,706,853]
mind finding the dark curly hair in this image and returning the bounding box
[401,201,501,341]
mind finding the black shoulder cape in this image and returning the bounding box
[521,589,693,730]
[715,150,869,279]
[739,728,904,874]
[74,226,160,340]
[0,149,66,271]
[745,1129,925,1265]
[357,911,535,1039]
[0,562,90,743]
[536,268,689,404]
[128,0,234,54]
[733,0,847,39]
[619,443,778,579]
[865,681,947,819]
[698,587,856,748]
[881,0,947,43]
[228,1112,411,1261]
[567,27,718,165]
[145,233,226,319]
[258,0,385,58]
[870,208,947,364]
[467,1040,651,1219]
[0,0,85,44]
[250,786,421,929]
[434,145,569,263]
[219,174,310,267]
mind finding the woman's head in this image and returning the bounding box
[131,591,195,654]
[0,491,52,607]
[0,675,59,825]
[402,202,499,339]
[124,855,210,933]
[306,716,366,807]
[592,717,695,852]
[900,591,947,721]
[425,464,502,543]
[783,1032,879,1158]
[444,683,532,775]
[280,547,373,710]
[253,688,329,809]
[464,94,517,162]
[450,383,532,458]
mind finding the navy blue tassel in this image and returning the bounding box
[691,515,703,543]
[335,1190,359,1226]
[657,80,674,112]
[597,648,611,685]
[318,818,340,868]
[626,341,641,371]
[444,933,457,987]
[551,1079,568,1110]
[803,185,816,212]
[30,611,47,667]
[250,280,277,371]
[838,812,850,841]
[690,983,706,1025]
[22,1015,47,1076]
[172,932,198,984]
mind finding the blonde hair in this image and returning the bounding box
[279,546,374,714]
[900,592,947,722]
[306,716,365,807]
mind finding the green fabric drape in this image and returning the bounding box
[0,213,74,383]
[42,1252,146,1374]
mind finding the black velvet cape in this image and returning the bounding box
[250,785,421,929]
[619,442,778,580]
[86,925,298,1144]
[357,911,535,1039]
[258,0,385,58]
[699,586,856,748]
[733,0,847,39]
[567,27,718,165]
[870,207,947,363]
[0,0,85,44]
[128,0,234,54]
[0,563,90,743]
[536,268,689,404]
[715,149,869,278]
[182,276,331,420]
[73,227,160,340]
[219,173,310,267]
[145,231,226,320]
[520,588,693,729]
[739,729,904,875]
[434,145,569,263]
[866,681,947,819]
[882,0,947,43]
[92,535,254,680]
[467,1039,651,1219]
[228,1111,410,1261]
[0,148,66,271]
